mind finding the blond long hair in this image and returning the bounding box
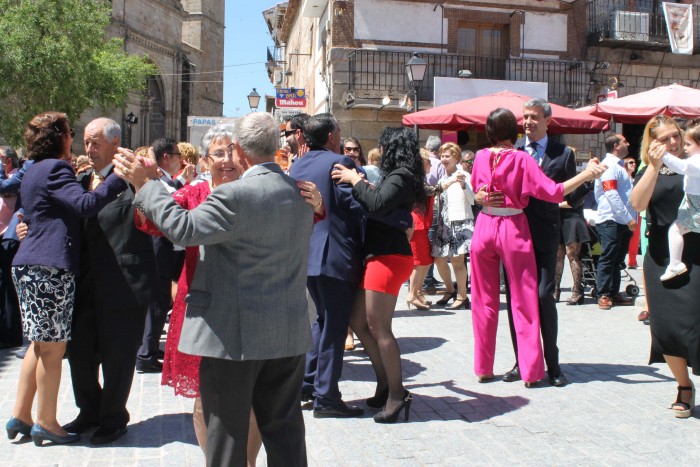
[640,115,683,166]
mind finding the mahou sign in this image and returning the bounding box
[276,88,306,108]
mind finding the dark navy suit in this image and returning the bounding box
[505,138,589,377]
[0,160,33,346]
[68,167,157,430]
[289,148,365,407]
[12,159,126,274]
[137,175,183,364]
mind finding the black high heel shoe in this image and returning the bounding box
[366,387,389,409]
[448,296,469,310]
[373,390,412,424]
[435,291,456,306]
[672,384,695,418]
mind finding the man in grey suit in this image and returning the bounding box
[115,112,316,467]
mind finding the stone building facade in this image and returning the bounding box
[266,0,700,160]
[74,0,224,152]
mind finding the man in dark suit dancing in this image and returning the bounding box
[63,117,157,444]
[136,137,184,373]
[477,99,590,387]
[289,113,366,418]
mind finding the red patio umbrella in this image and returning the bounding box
[401,90,609,135]
[588,83,700,124]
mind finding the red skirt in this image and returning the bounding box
[409,229,433,266]
[362,254,414,296]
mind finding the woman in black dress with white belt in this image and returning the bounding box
[631,115,698,418]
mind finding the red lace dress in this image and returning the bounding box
[136,181,211,398]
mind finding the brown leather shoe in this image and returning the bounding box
[598,296,613,310]
[637,310,650,321]
[611,293,634,306]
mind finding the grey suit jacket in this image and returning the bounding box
[135,163,314,360]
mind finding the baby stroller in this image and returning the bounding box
[580,221,640,298]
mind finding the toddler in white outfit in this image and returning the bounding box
[660,124,700,281]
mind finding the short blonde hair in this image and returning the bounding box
[178,142,199,165]
[439,142,461,162]
[367,147,381,166]
[640,115,683,166]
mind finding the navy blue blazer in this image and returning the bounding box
[289,148,366,283]
[12,159,126,275]
[517,138,584,255]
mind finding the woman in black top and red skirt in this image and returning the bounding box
[332,127,426,424]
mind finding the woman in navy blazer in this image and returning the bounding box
[5,112,125,446]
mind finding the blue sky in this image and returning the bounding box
[222,1,280,117]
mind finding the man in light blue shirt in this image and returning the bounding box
[594,134,637,309]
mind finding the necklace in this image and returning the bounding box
[659,164,677,175]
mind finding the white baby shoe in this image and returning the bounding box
[660,263,688,281]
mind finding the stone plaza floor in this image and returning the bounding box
[1,262,699,466]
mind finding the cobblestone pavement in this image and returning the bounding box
[1,262,699,466]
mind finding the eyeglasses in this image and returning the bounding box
[344,146,360,152]
[166,152,182,157]
[206,149,234,160]
[283,129,297,137]
[626,161,636,165]
[54,125,75,138]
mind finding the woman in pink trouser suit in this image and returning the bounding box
[470,108,603,385]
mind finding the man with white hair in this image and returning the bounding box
[115,112,316,466]
[63,117,157,445]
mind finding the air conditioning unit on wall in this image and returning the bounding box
[273,68,284,85]
[612,11,650,41]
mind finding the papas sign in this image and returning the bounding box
[276,88,306,108]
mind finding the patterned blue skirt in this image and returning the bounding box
[12,265,76,342]
[677,193,700,233]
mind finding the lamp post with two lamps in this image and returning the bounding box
[405,52,427,140]
[124,111,138,149]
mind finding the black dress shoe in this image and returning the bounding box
[136,358,163,373]
[502,365,521,382]
[62,416,99,434]
[313,401,364,418]
[89,425,128,445]
[548,371,569,387]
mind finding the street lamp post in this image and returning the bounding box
[247,88,261,112]
[405,52,428,141]
[125,111,138,149]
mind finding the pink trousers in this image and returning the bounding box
[470,212,545,383]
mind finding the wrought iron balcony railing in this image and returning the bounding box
[588,0,700,49]
[347,50,586,107]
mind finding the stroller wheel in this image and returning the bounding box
[590,288,597,298]
[626,284,640,296]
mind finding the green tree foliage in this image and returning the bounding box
[0,0,156,146]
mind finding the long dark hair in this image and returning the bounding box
[378,127,427,205]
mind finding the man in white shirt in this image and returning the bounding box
[594,134,637,310]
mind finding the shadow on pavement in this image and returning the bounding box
[0,347,20,373]
[562,362,675,384]
[86,413,199,448]
[394,308,457,317]
[407,380,529,423]
[343,354,427,383]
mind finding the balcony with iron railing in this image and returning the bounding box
[588,0,700,50]
[347,50,587,108]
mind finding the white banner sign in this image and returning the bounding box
[663,2,694,55]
